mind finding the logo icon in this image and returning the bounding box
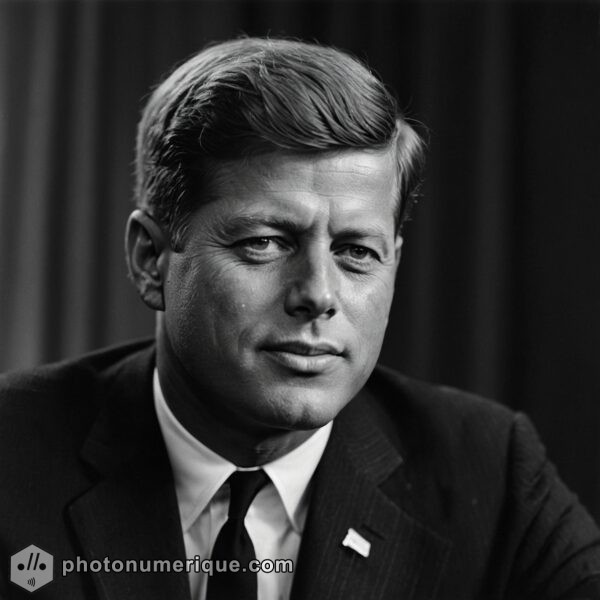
[10,545,53,592]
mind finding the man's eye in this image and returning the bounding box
[243,237,273,251]
[233,237,288,261]
[340,245,379,262]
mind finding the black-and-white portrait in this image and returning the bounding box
[1,1,599,598]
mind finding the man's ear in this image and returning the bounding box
[125,209,169,311]
[394,235,403,268]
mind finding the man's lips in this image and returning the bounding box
[262,340,344,356]
[261,340,345,373]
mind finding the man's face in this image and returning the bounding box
[161,149,402,434]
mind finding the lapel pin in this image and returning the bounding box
[342,527,371,558]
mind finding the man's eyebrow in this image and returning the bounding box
[334,224,390,240]
[215,215,305,237]
[336,226,392,256]
[334,223,391,246]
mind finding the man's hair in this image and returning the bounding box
[135,37,424,250]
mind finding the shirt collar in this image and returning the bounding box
[153,369,332,533]
[262,422,331,532]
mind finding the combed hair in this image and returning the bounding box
[135,37,424,250]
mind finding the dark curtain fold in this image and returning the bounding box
[1,0,599,518]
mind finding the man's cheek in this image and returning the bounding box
[217,271,280,315]
[348,281,394,328]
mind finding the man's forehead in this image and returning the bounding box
[206,148,399,199]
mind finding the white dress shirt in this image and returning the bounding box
[153,370,332,600]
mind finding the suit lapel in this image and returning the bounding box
[291,387,452,600]
[67,345,190,600]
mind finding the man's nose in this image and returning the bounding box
[284,246,339,320]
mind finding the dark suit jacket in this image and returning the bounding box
[1,339,599,600]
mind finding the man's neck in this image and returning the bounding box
[155,332,318,467]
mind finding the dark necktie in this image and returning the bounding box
[206,469,269,600]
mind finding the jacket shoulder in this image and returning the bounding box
[366,364,516,458]
[0,338,154,396]
[0,338,155,445]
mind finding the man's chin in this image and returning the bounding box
[248,387,353,432]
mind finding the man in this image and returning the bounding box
[1,37,599,600]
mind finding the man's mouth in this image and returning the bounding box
[264,340,343,356]
[262,340,345,373]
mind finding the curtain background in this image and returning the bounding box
[1,0,599,519]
